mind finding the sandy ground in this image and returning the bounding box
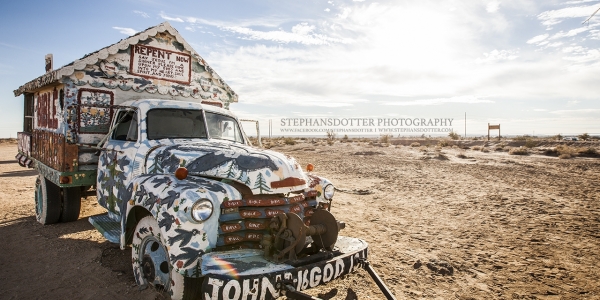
[1,139,599,299]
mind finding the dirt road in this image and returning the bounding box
[1,140,599,299]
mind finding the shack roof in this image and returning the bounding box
[13,22,237,103]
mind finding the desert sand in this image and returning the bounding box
[1,138,599,299]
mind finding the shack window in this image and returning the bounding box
[147,109,207,140]
[23,93,34,133]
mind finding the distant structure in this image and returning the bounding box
[488,123,500,141]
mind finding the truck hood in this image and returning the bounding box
[145,141,308,195]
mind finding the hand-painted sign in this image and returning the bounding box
[201,248,367,300]
[130,44,192,84]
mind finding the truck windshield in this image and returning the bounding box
[205,112,245,143]
[147,109,207,140]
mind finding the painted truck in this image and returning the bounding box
[13,23,388,300]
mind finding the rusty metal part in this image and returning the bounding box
[266,209,344,263]
[360,258,397,300]
[309,210,339,251]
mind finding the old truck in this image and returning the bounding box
[13,22,394,299]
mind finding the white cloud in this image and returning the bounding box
[527,34,549,44]
[550,27,590,39]
[550,108,600,114]
[222,23,352,45]
[477,49,519,63]
[538,5,599,27]
[382,96,495,106]
[325,8,331,12]
[112,27,137,36]
[133,10,149,18]
[486,1,500,13]
[160,12,184,23]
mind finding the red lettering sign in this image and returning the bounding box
[240,210,262,218]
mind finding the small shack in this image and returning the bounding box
[14,22,237,185]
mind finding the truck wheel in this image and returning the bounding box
[35,175,61,225]
[132,216,202,300]
[60,187,81,223]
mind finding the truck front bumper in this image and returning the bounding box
[201,236,368,300]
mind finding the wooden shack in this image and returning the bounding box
[14,22,237,187]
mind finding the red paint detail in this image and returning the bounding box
[240,210,262,218]
[221,223,242,233]
[270,177,306,189]
[245,220,267,230]
[265,209,285,217]
[223,200,243,208]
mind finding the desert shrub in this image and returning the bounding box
[283,137,296,145]
[578,147,598,157]
[556,145,577,157]
[494,145,504,151]
[559,153,572,159]
[448,131,460,140]
[410,142,421,147]
[326,130,336,141]
[438,140,449,147]
[513,135,531,141]
[543,148,559,156]
[524,139,538,148]
[342,134,349,142]
[472,146,482,151]
[419,146,428,152]
[578,133,590,141]
[509,147,528,155]
[380,134,392,144]
[481,147,490,153]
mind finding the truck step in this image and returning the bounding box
[89,214,121,244]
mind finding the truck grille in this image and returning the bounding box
[216,190,318,250]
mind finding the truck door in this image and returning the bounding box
[97,109,139,219]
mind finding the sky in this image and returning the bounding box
[1,0,599,138]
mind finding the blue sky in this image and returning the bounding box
[1,0,599,138]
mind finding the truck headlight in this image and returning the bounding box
[191,199,213,222]
[323,184,335,200]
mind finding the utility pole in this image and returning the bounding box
[464,112,466,138]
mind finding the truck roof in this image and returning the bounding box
[123,99,236,117]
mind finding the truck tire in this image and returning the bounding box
[60,187,81,223]
[35,174,61,225]
[132,216,202,300]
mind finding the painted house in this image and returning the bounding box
[14,22,237,177]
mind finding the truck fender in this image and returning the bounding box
[121,173,242,277]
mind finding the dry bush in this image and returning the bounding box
[419,146,428,152]
[481,147,490,153]
[379,134,392,144]
[472,146,482,151]
[509,147,529,155]
[524,139,538,148]
[448,131,460,140]
[577,147,598,157]
[438,140,449,147]
[557,145,577,157]
[283,137,296,145]
[410,142,421,147]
